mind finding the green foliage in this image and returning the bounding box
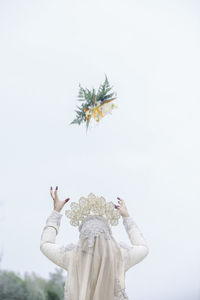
[44,268,65,300]
[70,74,117,126]
[46,290,60,300]
[0,267,65,300]
[0,269,27,300]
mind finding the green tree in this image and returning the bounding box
[44,268,65,300]
[0,266,65,300]
[0,269,26,300]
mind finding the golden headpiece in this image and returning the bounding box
[65,193,121,226]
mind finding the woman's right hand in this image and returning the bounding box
[114,197,130,218]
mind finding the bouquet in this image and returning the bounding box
[70,75,117,130]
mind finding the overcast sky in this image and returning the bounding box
[0,0,200,299]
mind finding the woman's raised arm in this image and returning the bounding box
[122,215,149,271]
[40,186,73,271]
[115,197,149,272]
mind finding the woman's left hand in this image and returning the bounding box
[50,186,70,212]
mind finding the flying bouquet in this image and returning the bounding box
[70,75,117,130]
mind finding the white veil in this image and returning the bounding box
[67,215,126,300]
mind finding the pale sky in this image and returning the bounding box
[0,0,200,299]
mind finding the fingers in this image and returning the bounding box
[114,197,125,209]
[50,186,58,200]
[117,197,125,206]
[50,186,71,206]
[50,186,54,200]
[54,186,58,198]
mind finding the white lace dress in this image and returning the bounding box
[40,210,149,300]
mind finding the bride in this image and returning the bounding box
[40,186,149,300]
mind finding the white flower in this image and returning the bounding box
[101,102,115,115]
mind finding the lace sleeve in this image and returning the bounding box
[123,216,137,232]
[43,209,63,233]
[120,216,149,272]
[40,210,74,271]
